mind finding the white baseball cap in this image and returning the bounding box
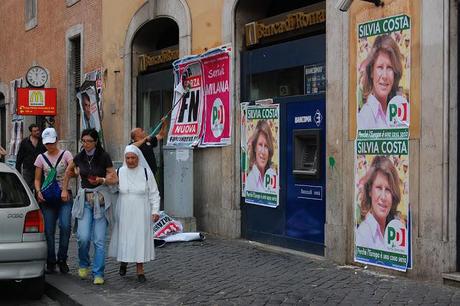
[42,127,57,144]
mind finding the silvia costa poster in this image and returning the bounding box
[167,46,231,147]
[354,14,411,271]
[244,104,280,208]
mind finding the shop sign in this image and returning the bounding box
[16,88,57,115]
[245,5,325,47]
[139,48,179,72]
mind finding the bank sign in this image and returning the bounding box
[16,88,57,115]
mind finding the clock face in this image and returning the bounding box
[26,66,48,87]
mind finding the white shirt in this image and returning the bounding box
[357,94,388,130]
[246,166,277,193]
[356,212,387,251]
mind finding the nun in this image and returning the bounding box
[109,145,160,283]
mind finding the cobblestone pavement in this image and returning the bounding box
[46,234,460,306]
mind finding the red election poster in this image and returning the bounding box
[200,49,231,146]
[167,59,204,147]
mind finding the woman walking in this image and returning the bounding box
[62,128,117,285]
[109,145,160,283]
[34,127,73,274]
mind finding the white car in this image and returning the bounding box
[0,162,47,299]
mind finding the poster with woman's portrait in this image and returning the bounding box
[354,14,411,272]
[77,86,101,132]
[240,102,249,197]
[244,104,279,208]
[354,153,409,271]
[357,15,411,130]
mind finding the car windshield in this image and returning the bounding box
[0,173,30,208]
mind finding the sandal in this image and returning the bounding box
[119,263,127,276]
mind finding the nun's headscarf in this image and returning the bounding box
[123,145,152,175]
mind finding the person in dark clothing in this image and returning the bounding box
[130,118,168,176]
[16,123,46,190]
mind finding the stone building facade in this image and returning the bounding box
[0,0,459,281]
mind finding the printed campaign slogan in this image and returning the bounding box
[243,105,280,208]
[354,14,411,271]
[167,46,231,147]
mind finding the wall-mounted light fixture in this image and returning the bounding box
[362,0,384,8]
[336,0,384,12]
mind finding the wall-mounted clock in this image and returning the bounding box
[26,66,48,87]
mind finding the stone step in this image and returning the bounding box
[442,272,460,287]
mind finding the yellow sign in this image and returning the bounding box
[139,48,179,72]
[28,90,45,106]
[245,7,326,47]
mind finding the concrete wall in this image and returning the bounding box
[188,0,241,238]
[101,0,192,160]
[414,0,457,279]
[101,0,241,237]
[326,0,458,280]
[325,0,351,265]
[101,0,144,159]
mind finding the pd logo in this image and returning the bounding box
[263,172,277,191]
[211,98,224,138]
[387,96,410,127]
[384,219,407,251]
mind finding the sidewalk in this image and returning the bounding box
[47,235,460,305]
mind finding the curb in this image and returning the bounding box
[46,274,113,306]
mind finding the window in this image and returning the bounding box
[24,0,37,31]
[69,35,81,139]
[0,173,30,208]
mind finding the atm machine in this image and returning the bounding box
[241,34,326,254]
[281,95,326,254]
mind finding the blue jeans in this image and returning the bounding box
[76,203,108,277]
[41,199,73,264]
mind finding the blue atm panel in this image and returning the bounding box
[284,96,326,246]
[241,34,326,255]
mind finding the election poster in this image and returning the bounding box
[200,47,231,146]
[167,58,205,147]
[6,79,25,167]
[77,86,101,133]
[167,45,232,147]
[244,104,279,208]
[240,102,249,197]
[84,68,104,120]
[354,14,411,271]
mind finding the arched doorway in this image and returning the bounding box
[132,17,179,208]
[234,0,327,254]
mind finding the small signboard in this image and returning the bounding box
[304,64,326,96]
[16,88,57,115]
